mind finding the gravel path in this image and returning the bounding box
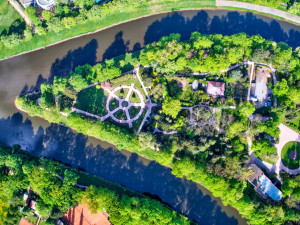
[275,123,300,175]
[216,0,300,24]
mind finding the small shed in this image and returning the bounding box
[29,200,36,210]
[23,193,28,201]
[192,80,199,91]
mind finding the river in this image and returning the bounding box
[0,9,300,225]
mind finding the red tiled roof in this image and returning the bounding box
[29,200,36,210]
[19,218,34,225]
[206,81,225,96]
[64,204,111,225]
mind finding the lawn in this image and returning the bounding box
[114,109,127,120]
[74,86,107,116]
[129,106,141,118]
[285,112,300,133]
[0,0,22,34]
[109,98,119,111]
[281,141,300,170]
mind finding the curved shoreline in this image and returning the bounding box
[1,7,300,63]
[14,97,247,224]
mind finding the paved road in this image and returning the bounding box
[8,0,31,26]
[216,0,300,24]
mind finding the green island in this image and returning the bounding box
[281,141,300,170]
[15,32,300,225]
[0,142,193,225]
[1,0,300,60]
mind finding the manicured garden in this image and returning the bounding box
[281,141,300,170]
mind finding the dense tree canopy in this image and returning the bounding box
[0,144,191,224]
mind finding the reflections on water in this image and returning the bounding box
[1,9,300,225]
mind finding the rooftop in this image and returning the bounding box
[19,218,34,225]
[254,67,269,101]
[64,204,111,225]
[206,81,225,96]
[248,164,282,201]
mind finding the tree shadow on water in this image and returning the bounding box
[0,112,240,225]
[144,10,300,48]
[18,74,48,96]
[102,31,130,61]
[49,39,98,82]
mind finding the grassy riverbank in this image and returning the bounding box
[2,0,300,61]
[0,0,215,60]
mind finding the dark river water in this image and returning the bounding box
[1,9,300,225]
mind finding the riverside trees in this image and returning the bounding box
[0,144,192,224]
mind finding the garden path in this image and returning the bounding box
[136,68,157,135]
[274,123,300,175]
[72,68,156,133]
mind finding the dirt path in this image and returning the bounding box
[216,0,300,24]
[8,0,31,26]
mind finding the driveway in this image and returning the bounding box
[275,123,300,175]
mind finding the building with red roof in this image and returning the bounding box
[18,218,34,225]
[206,81,225,96]
[29,200,36,210]
[64,204,111,225]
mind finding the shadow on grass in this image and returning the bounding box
[74,86,107,116]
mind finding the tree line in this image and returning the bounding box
[0,143,192,224]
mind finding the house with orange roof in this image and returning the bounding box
[64,204,111,225]
[18,218,34,225]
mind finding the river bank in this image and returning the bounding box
[1,0,300,61]
[1,10,299,225]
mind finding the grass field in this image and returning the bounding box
[286,113,300,133]
[74,86,107,116]
[0,0,22,34]
[281,141,300,170]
